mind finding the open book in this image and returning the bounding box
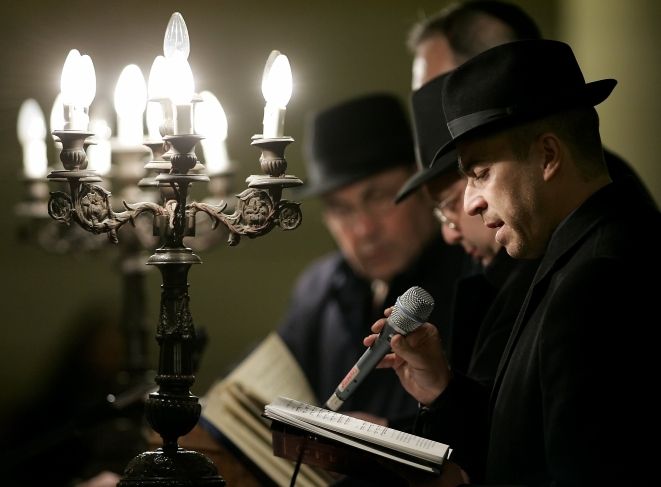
[264,396,451,475]
[201,332,335,486]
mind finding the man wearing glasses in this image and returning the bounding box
[277,93,468,428]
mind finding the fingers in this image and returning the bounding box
[364,317,388,346]
[370,317,387,333]
[390,323,439,367]
[377,352,403,369]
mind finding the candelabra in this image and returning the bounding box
[38,12,303,486]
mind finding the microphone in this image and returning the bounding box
[324,286,435,411]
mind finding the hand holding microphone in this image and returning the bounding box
[324,286,435,411]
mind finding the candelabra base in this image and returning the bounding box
[119,447,225,486]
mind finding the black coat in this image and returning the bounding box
[277,236,468,424]
[417,249,540,481]
[434,180,660,486]
[450,248,540,387]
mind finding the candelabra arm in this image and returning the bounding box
[188,186,301,246]
[48,181,166,244]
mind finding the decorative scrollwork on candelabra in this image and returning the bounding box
[48,182,165,244]
[190,186,302,245]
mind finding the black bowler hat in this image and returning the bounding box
[395,73,457,203]
[298,93,415,197]
[432,39,617,162]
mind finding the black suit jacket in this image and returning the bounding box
[485,180,660,485]
[417,250,539,481]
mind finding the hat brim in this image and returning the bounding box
[432,78,617,165]
[395,150,457,203]
[293,164,404,199]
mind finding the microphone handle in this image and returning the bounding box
[325,324,396,411]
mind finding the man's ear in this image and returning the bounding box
[538,132,562,181]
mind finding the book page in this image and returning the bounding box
[266,397,449,464]
[264,405,440,474]
[201,333,331,486]
[204,331,317,409]
[204,383,331,486]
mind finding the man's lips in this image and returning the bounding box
[485,220,504,229]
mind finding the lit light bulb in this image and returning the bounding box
[87,119,112,175]
[195,90,229,175]
[148,55,174,138]
[160,12,195,134]
[148,55,168,100]
[146,102,164,140]
[163,12,190,60]
[79,54,97,107]
[60,49,81,106]
[168,57,195,106]
[114,64,147,146]
[59,49,96,130]
[50,93,65,135]
[261,52,293,108]
[17,99,48,179]
[261,50,293,138]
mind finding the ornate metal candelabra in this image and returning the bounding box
[46,128,302,485]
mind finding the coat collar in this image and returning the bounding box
[491,181,626,400]
[532,181,618,286]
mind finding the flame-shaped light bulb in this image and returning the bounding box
[148,55,174,138]
[87,119,112,175]
[60,49,96,130]
[195,90,229,175]
[164,12,190,60]
[50,93,65,135]
[17,99,48,178]
[114,64,147,146]
[161,12,194,133]
[261,50,292,138]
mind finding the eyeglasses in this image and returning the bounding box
[323,187,397,227]
[434,193,461,230]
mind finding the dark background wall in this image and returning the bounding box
[0,0,656,422]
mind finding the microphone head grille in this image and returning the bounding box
[389,286,435,334]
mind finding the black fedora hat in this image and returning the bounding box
[297,93,415,197]
[432,39,617,162]
[395,73,457,203]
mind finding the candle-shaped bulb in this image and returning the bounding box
[161,12,194,133]
[148,55,168,100]
[261,53,293,108]
[261,51,292,138]
[87,119,112,175]
[79,55,97,107]
[148,55,174,137]
[168,57,195,106]
[60,49,96,130]
[164,12,190,60]
[17,99,48,179]
[60,49,81,106]
[195,90,229,175]
[50,93,65,135]
[114,64,147,146]
[146,102,164,140]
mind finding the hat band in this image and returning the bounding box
[447,107,513,139]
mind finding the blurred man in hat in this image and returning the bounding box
[372,39,660,486]
[276,93,467,426]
